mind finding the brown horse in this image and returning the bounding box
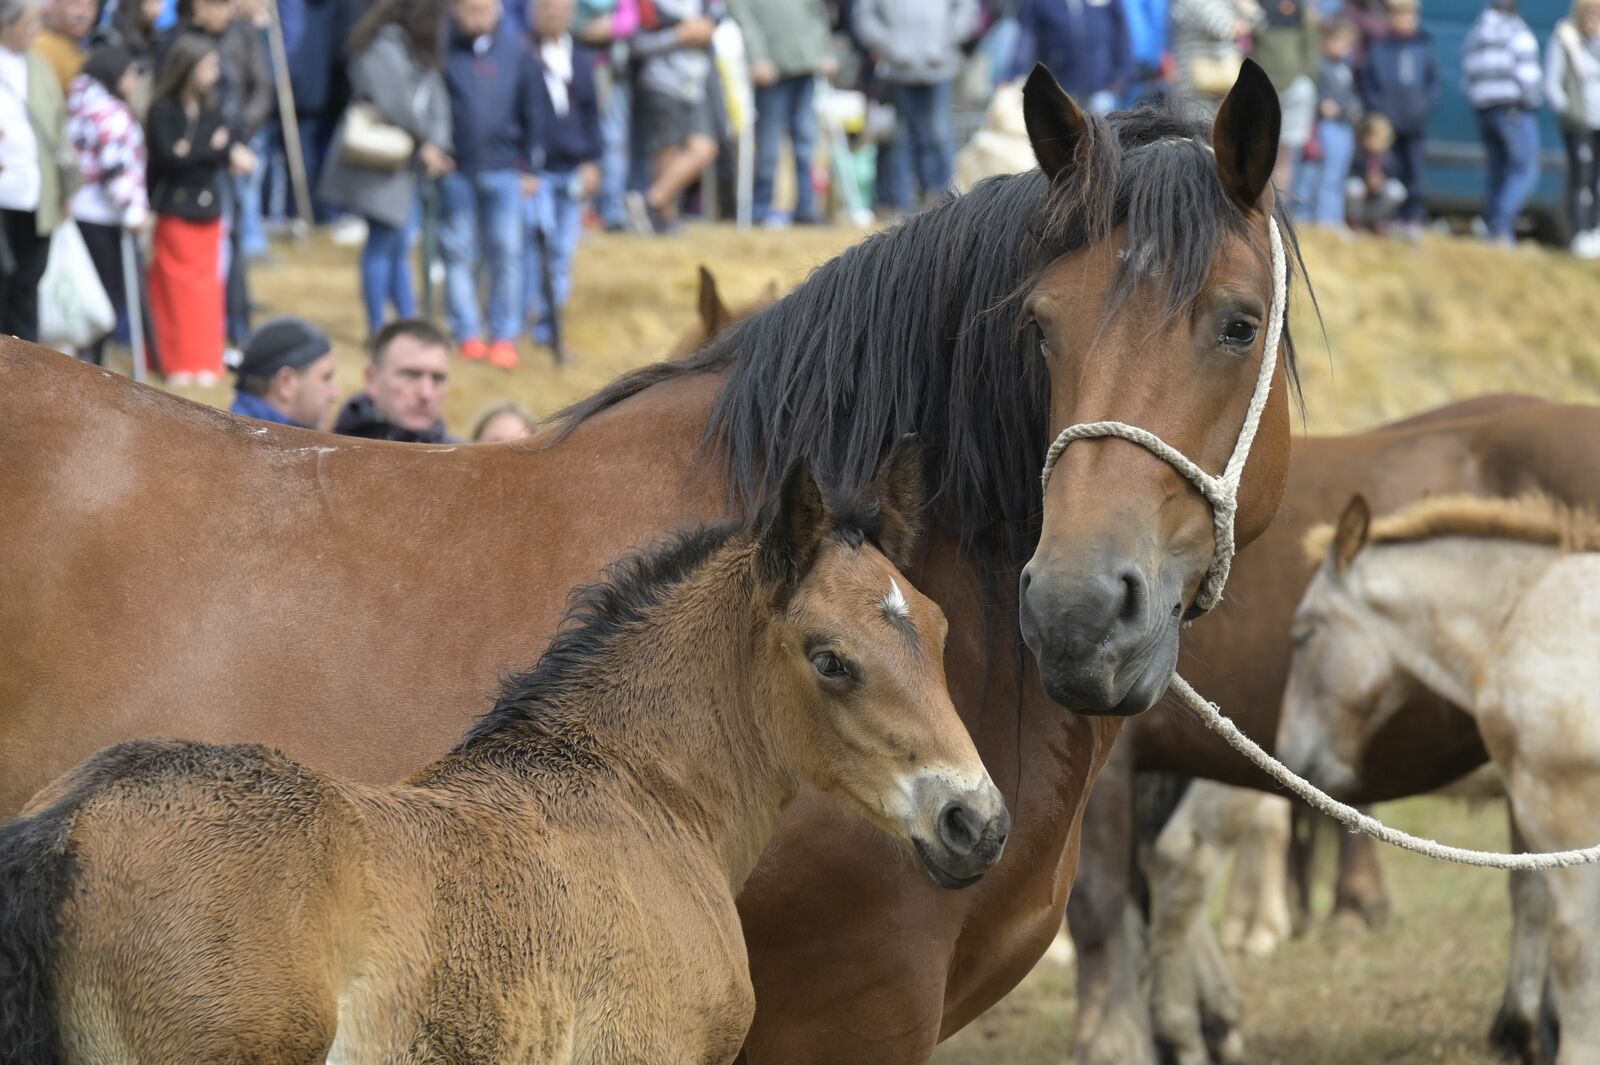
[0,453,1010,1064]
[0,65,1301,1062]
[1067,395,1600,1065]
[668,265,780,359]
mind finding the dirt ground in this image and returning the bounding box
[190,220,1599,1063]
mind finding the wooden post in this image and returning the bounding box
[266,0,314,238]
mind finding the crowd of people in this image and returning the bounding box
[3,0,1600,424]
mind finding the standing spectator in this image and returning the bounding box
[1170,0,1261,114]
[1545,0,1600,255]
[440,0,541,371]
[1359,0,1438,234]
[624,0,719,233]
[525,0,599,363]
[98,0,165,74]
[66,44,150,366]
[0,0,69,344]
[318,0,453,340]
[233,0,272,258]
[34,0,92,89]
[1462,0,1543,243]
[575,0,638,231]
[333,318,456,442]
[285,0,354,220]
[1297,17,1361,225]
[1013,0,1133,116]
[1346,111,1408,228]
[146,34,229,384]
[229,317,340,428]
[1251,0,1319,190]
[853,0,979,212]
[725,0,830,224]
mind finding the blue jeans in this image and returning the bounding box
[889,80,955,211]
[439,169,524,343]
[597,68,631,229]
[1293,119,1356,226]
[1478,105,1541,241]
[361,210,418,338]
[753,75,818,222]
[233,130,270,258]
[523,169,584,345]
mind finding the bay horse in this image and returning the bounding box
[1065,395,1600,1065]
[0,453,1011,1064]
[1281,493,1600,1065]
[0,65,1301,1062]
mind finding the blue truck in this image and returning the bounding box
[1421,0,1572,240]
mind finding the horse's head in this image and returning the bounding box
[1278,496,1415,796]
[755,442,1009,888]
[1018,62,1295,716]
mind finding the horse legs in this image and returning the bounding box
[1218,794,1292,958]
[1331,821,1390,931]
[1285,803,1318,936]
[1068,739,1157,1065]
[1489,810,1556,1065]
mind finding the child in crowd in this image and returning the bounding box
[1298,19,1361,225]
[526,0,600,366]
[1359,0,1439,234]
[1346,112,1409,231]
[624,0,718,233]
[471,400,537,441]
[66,44,151,367]
[147,34,230,385]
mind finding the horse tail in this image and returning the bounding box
[0,805,76,1065]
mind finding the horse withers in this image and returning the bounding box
[0,446,1008,1064]
[1279,494,1600,1065]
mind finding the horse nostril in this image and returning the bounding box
[1116,567,1147,626]
[937,800,982,857]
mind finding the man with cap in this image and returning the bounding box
[229,317,342,429]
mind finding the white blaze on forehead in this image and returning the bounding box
[881,578,911,622]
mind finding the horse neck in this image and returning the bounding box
[1356,538,1562,714]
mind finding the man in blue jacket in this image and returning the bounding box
[443,0,542,371]
[1014,0,1133,114]
[1358,0,1440,230]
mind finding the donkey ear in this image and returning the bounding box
[697,265,730,336]
[1330,495,1371,575]
[1211,59,1281,213]
[760,461,829,589]
[1023,63,1089,182]
[870,435,926,569]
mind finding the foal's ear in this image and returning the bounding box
[1330,495,1371,575]
[1211,59,1281,214]
[697,264,731,336]
[1023,63,1089,183]
[760,461,830,589]
[870,435,926,570]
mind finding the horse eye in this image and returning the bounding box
[1291,627,1313,648]
[1220,319,1260,349]
[811,652,847,679]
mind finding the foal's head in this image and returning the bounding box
[755,443,1009,887]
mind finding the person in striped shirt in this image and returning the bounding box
[1462,0,1543,242]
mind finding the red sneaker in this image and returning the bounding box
[488,340,520,371]
[460,337,489,361]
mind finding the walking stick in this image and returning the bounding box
[119,230,148,384]
[421,179,439,323]
[266,0,314,238]
[531,191,564,364]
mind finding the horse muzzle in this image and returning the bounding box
[906,774,1010,888]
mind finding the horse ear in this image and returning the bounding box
[1022,63,1088,182]
[760,461,829,589]
[1330,495,1371,575]
[1211,59,1281,213]
[697,265,730,336]
[870,435,926,569]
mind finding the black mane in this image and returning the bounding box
[555,103,1306,575]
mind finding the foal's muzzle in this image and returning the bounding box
[907,773,1009,888]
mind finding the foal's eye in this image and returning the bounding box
[811,652,847,679]
[1219,319,1260,350]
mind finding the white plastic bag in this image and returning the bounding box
[38,221,115,354]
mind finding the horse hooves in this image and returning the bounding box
[1487,1009,1541,1065]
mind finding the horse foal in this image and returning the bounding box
[0,451,1009,1065]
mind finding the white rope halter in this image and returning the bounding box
[1035,205,1600,870]
[1039,217,1287,616]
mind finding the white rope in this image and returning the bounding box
[1039,218,1287,614]
[1038,207,1600,870]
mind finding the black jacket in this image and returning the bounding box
[332,393,454,444]
[147,97,230,222]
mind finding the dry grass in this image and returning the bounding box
[159,220,1599,1063]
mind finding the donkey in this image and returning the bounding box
[1279,493,1600,1065]
[0,449,1009,1065]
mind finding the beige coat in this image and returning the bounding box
[25,49,70,235]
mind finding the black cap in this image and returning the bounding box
[236,318,332,379]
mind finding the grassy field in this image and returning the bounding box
[191,220,1599,1063]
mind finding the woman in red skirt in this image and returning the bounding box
[146,34,229,386]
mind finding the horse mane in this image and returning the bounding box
[552,102,1307,574]
[1303,493,1600,562]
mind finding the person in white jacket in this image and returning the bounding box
[1546,0,1600,255]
